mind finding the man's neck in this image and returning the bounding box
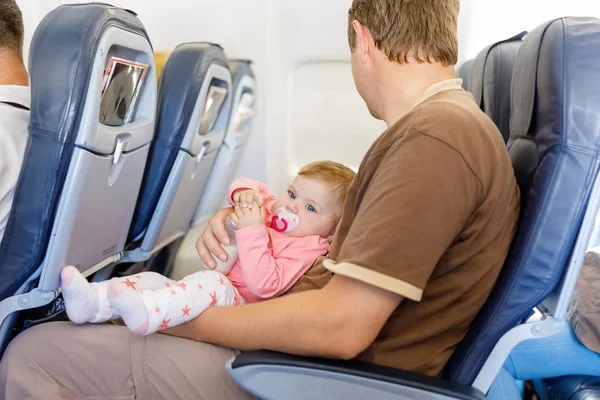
[379,61,457,128]
[0,50,29,87]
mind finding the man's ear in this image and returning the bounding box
[352,20,374,63]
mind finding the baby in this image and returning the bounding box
[60,161,355,335]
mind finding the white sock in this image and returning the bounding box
[61,266,101,324]
[107,278,151,335]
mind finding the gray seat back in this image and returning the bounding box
[193,59,256,223]
[130,43,232,254]
[0,3,156,355]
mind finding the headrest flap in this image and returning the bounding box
[457,59,474,91]
[156,42,229,147]
[229,60,255,88]
[470,31,527,107]
[510,17,600,144]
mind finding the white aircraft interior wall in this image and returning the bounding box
[460,0,600,63]
[16,0,600,199]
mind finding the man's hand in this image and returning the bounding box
[232,189,265,208]
[195,207,235,269]
[231,205,265,229]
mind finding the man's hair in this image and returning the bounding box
[347,0,460,66]
[0,0,24,59]
[298,161,356,216]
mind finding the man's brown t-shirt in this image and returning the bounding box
[288,85,520,377]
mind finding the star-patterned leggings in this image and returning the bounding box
[61,267,245,335]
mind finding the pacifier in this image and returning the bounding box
[270,207,299,233]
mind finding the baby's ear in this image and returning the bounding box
[327,225,337,242]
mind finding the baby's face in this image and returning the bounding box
[272,175,339,239]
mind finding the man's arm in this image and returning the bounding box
[162,274,402,360]
[184,131,477,357]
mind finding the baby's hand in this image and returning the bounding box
[232,205,265,229]
[232,189,265,208]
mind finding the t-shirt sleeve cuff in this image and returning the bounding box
[323,259,424,301]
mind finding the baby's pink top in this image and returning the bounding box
[225,178,330,303]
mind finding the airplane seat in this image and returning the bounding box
[125,43,232,261]
[0,3,157,356]
[192,59,256,226]
[469,32,526,143]
[536,375,600,400]
[457,59,474,91]
[224,17,600,400]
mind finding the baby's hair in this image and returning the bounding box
[298,161,356,216]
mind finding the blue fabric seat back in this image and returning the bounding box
[0,4,153,302]
[457,59,474,91]
[445,17,600,385]
[129,43,231,247]
[469,32,525,143]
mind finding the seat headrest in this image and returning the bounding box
[445,17,600,384]
[29,4,151,134]
[229,59,253,65]
[469,32,526,142]
[229,59,255,89]
[457,59,474,91]
[0,3,151,301]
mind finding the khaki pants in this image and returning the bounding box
[0,322,257,400]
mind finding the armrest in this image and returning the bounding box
[226,350,486,400]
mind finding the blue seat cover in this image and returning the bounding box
[445,17,600,384]
[469,32,525,142]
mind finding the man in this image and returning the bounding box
[0,1,520,399]
[0,0,29,243]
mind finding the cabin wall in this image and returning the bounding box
[460,0,600,62]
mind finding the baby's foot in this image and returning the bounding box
[61,266,99,324]
[107,279,150,335]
